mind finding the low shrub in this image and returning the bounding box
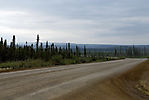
[0,56,123,71]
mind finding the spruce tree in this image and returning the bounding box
[144,46,147,57]
[40,43,43,60]
[114,48,117,57]
[51,43,55,57]
[35,34,40,59]
[76,45,79,57]
[9,35,16,61]
[36,34,39,51]
[84,45,87,57]
[59,47,62,55]
[119,46,122,57]
[45,41,49,61]
[68,43,71,58]
[65,43,68,58]
[0,37,3,46]
[30,44,34,59]
[12,35,16,48]
[0,37,3,62]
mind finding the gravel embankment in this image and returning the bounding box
[57,60,149,100]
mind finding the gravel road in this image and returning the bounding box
[0,59,146,100]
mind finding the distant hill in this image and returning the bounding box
[18,42,149,52]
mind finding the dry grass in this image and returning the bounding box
[135,73,149,96]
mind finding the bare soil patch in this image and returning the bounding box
[57,60,149,100]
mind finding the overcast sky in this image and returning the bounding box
[0,0,149,45]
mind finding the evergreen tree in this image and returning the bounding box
[144,46,147,57]
[0,37,3,46]
[51,43,55,56]
[59,47,62,55]
[114,48,117,57]
[76,45,79,57]
[36,34,39,51]
[35,34,40,59]
[68,43,71,58]
[127,47,133,57]
[30,44,34,59]
[84,45,87,57]
[44,41,49,61]
[40,42,43,60]
[65,43,68,58]
[4,39,7,48]
[9,35,16,61]
[0,37,3,62]
[55,47,58,55]
[12,35,16,48]
[2,39,7,62]
[119,46,122,57]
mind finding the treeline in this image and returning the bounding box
[0,35,148,70]
[113,45,148,58]
[1,35,109,65]
[0,35,82,62]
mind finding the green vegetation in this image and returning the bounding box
[0,34,147,71]
[0,57,124,71]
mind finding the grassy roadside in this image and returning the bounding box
[0,57,125,73]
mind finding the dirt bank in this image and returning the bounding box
[57,60,149,100]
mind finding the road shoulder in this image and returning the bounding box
[56,60,149,100]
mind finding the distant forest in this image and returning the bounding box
[0,35,148,63]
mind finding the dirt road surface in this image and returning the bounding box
[0,59,147,100]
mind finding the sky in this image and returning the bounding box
[0,0,149,45]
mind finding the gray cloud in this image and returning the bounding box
[0,0,149,44]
